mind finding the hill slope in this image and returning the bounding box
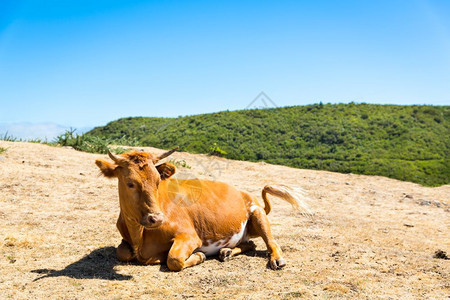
[0,141,448,298]
[88,104,449,186]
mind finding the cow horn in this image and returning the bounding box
[157,146,179,161]
[108,150,124,164]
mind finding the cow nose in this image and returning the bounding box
[141,213,164,228]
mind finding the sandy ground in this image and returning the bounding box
[0,141,448,299]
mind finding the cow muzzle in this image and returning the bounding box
[140,213,165,228]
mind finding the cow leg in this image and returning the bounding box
[117,239,135,262]
[249,208,286,270]
[166,234,205,271]
[219,240,256,262]
[143,253,167,265]
[116,213,136,262]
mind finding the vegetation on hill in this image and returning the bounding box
[85,104,448,186]
[53,128,137,154]
[0,129,135,154]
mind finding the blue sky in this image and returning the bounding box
[1,0,449,132]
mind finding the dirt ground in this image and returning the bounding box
[0,141,448,299]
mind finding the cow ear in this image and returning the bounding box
[95,159,118,177]
[156,163,176,180]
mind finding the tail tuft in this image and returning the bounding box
[262,184,312,216]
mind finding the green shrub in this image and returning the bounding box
[209,143,228,157]
[53,129,138,154]
[1,132,17,142]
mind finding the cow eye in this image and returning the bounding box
[127,182,134,188]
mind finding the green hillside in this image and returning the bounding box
[87,104,449,186]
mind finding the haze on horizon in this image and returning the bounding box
[1,0,449,139]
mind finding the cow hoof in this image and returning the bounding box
[219,248,233,262]
[269,258,286,270]
[196,252,206,263]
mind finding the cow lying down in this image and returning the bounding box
[95,148,310,271]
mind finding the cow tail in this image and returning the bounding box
[261,185,312,216]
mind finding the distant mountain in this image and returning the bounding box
[0,122,92,141]
[87,104,449,186]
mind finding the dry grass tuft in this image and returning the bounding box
[3,236,35,249]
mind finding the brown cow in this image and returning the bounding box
[95,148,310,271]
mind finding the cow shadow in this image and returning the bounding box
[31,246,133,281]
[242,249,269,259]
[31,247,273,278]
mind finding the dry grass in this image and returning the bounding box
[0,141,448,299]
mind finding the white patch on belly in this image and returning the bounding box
[197,240,223,256]
[198,220,248,256]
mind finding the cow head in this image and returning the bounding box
[95,147,178,229]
